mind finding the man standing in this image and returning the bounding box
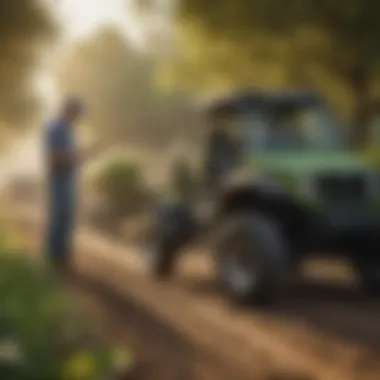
[44,96,84,270]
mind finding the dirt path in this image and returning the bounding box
[13,211,247,380]
[63,273,241,380]
[12,205,380,380]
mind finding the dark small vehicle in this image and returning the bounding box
[142,89,380,305]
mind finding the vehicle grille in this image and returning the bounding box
[315,173,368,203]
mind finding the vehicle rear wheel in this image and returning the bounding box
[214,213,288,305]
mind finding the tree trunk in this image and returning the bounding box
[350,66,372,148]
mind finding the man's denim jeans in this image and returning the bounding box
[45,176,75,264]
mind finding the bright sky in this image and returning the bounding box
[57,0,144,45]
[36,0,147,109]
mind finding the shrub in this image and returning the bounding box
[169,158,197,203]
[88,152,153,217]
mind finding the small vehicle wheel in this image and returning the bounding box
[144,234,178,278]
[144,203,195,279]
[214,213,288,305]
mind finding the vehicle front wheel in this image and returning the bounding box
[213,214,288,305]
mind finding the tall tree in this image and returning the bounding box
[0,0,56,130]
[167,0,380,145]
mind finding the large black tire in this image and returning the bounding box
[213,213,288,305]
[144,203,196,278]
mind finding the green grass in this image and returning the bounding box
[0,226,134,380]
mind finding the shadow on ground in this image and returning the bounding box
[177,275,380,352]
[271,281,380,352]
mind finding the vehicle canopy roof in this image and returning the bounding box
[199,89,326,117]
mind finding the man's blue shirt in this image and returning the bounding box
[44,118,76,181]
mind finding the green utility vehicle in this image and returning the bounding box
[143,89,380,305]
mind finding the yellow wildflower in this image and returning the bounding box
[111,347,135,372]
[62,351,96,380]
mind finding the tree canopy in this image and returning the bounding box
[159,0,380,143]
[178,0,380,76]
[0,0,57,129]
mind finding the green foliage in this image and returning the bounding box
[0,211,134,379]
[0,253,65,378]
[163,0,380,144]
[178,0,380,68]
[0,252,134,380]
[170,158,197,203]
[90,153,152,215]
[0,1,57,128]
[0,241,135,380]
